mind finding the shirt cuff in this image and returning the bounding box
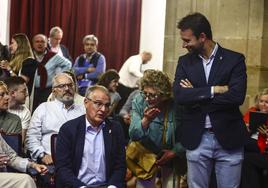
[108,185,117,188]
[211,86,214,98]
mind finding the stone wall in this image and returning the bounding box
[163,0,268,113]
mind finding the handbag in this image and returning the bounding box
[126,141,159,180]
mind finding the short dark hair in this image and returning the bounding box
[177,12,212,40]
[4,76,26,91]
[98,69,120,88]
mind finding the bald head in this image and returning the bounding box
[32,34,48,54]
[141,51,152,64]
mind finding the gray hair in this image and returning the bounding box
[52,73,74,88]
[82,34,98,45]
[49,26,63,37]
[85,85,110,99]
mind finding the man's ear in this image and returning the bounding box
[199,32,207,42]
[9,90,16,97]
[52,88,56,94]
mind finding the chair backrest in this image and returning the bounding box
[50,133,58,163]
[0,130,23,172]
[0,130,22,156]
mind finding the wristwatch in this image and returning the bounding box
[39,152,45,159]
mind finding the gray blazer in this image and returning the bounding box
[0,135,29,172]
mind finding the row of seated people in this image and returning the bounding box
[0,27,152,115]
[0,27,107,114]
[0,65,267,188]
[0,69,185,188]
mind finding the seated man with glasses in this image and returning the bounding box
[56,85,126,188]
[25,73,85,164]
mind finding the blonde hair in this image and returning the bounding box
[9,33,33,73]
[140,69,172,98]
[255,88,268,108]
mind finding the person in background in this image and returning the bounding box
[118,88,140,145]
[0,41,10,80]
[129,69,185,188]
[0,33,37,111]
[5,77,31,144]
[0,81,21,134]
[25,73,85,164]
[47,70,84,105]
[48,26,72,62]
[73,34,106,96]
[174,12,247,188]
[56,85,126,188]
[97,69,121,117]
[117,51,152,113]
[32,34,72,111]
[241,88,268,188]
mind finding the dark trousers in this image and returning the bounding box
[240,139,268,188]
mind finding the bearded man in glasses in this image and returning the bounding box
[55,85,126,188]
[25,73,85,165]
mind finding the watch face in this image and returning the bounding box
[39,153,44,158]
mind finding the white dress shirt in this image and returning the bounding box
[25,99,85,160]
[119,54,144,88]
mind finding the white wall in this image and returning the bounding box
[139,0,166,71]
[0,0,10,45]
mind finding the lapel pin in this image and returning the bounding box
[220,56,223,60]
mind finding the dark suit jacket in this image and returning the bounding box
[60,44,73,63]
[55,115,126,188]
[48,43,73,63]
[173,45,248,150]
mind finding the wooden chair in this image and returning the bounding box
[47,133,58,187]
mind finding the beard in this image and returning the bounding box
[188,42,204,55]
[55,93,74,107]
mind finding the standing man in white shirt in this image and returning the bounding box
[25,73,85,164]
[117,51,152,112]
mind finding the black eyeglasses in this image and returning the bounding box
[86,97,111,110]
[54,83,74,89]
[140,91,159,100]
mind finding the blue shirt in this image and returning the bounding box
[199,43,218,128]
[78,118,106,186]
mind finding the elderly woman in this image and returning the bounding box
[129,69,185,188]
[241,88,268,188]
